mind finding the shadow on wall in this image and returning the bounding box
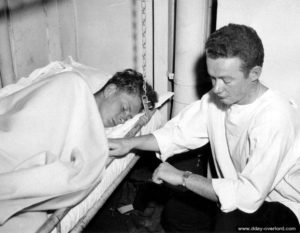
[0,0,67,20]
[194,54,212,99]
[192,0,217,100]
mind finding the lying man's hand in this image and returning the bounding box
[108,138,132,157]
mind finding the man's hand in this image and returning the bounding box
[108,138,132,157]
[152,162,218,202]
[152,162,184,186]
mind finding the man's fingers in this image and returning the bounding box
[152,164,163,184]
[152,177,163,184]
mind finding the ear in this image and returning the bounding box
[103,84,117,98]
[249,66,262,82]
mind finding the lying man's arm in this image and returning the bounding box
[108,134,160,157]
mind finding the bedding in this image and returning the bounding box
[0,59,114,233]
[42,92,173,233]
[0,60,173,233]
[50,109,164,233]
[0,72,109,233]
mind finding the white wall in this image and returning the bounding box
[217,0,300,108]
[0,0,154,84]
[0,0,172,120]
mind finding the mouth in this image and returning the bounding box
[216,94,227,100]
[216,95,229,104]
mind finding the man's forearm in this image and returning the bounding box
[152,162,218,202]
[186,173,218,202]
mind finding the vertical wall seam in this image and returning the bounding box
[0,66,3,88]
[151,0,155,89]
[42,0,52,62]
[57,0,63,60]
[168,0,176,75]
[5,0,17,80]
[71,0,79,61]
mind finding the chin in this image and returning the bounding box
[218,97,227,103]
[219,99,233,106]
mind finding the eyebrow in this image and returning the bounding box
[221,76,232,81]
[210,75,232,80]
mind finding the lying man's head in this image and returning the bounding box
[94,69,157,127]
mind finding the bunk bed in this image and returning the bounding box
[38,105,167,233]
[0,1,170,231]
[0,59,172,233]
[33,61,172,233]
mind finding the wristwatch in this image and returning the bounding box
[181,171,192,187]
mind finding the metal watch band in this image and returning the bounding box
[182,171,192,187]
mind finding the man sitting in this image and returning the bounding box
[109,24,300,232]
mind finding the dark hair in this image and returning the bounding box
[101,69,157,110]
[205,24,264,74]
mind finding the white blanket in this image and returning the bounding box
[0,72,109,230]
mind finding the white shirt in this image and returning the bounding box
[153,90,300,222]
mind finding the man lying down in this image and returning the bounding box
[0,68,157,232]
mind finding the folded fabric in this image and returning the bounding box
[0,72,109,225]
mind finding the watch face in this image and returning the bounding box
[183,171,192,179]
[182,171,192,187]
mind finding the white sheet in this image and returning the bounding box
[0,61,173,233]
[56,109,164,233]
[51,91,172,233]
[0,72,109,233]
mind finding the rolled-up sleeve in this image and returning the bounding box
[212,108,297,213]
[153,99,210,161]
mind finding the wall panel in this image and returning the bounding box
[75,0,135,74]
[0,0,157,86]
[8,0,51,77]
[74,0,154,85]
[57,0,77,61]
[0,0,15,86]
[0,0,172,122]
[42,0,62,62]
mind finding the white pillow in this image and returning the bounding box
[105,92,173,137]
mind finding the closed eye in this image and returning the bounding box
[210,76,231,85]
[122,106,128,113]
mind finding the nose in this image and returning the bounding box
[212,79,223,94]
[119,113,132,124]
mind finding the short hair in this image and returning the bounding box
[101,69,157,110]
[205,24,264,74]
